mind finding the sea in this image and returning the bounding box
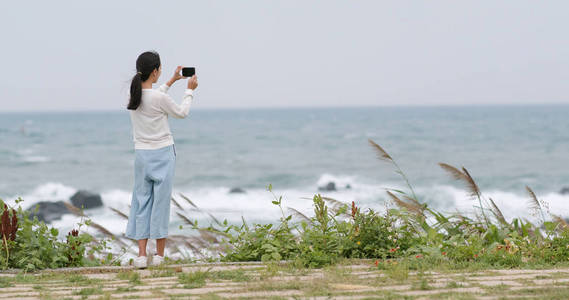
[1,105,569,244]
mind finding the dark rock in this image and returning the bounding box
[70,190,103,209]
[318,182,337,192]
[229,187,246,194]
[345,184,352,190]
[561,187,569,195]
[26,201,70,223]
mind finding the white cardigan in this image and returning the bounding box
[129,84,194,150]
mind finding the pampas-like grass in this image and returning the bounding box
[110,207,128,220]
[526,186,546,224]
[171,197,184,210]
[438,163,489,226]
[287,207,310,222]
[386,191,424,218]
[62,202,129,249]
[438,163,481,199]
[368,139,419,204]
[552,215,569,231]
[489,198,507,226]
[178,193,222,226]
[368,139,393,162]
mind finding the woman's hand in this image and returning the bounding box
[172,66,184,81]
[166,66,184,87]
[187,75,198,90]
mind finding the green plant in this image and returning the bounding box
[0,197,108,271]
[220,185,299,262]
[294,194,345,268]
[343,204,417,259]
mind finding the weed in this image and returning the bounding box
[0,276,13,288]
[446,281,463,288]
[150,268,176,278]
[72,286,103,296]
[116,270,141,285]
[178,269,209,289]
[211,268,250,282]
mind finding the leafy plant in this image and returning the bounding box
[0,197,107,271]
[219,185,299,262]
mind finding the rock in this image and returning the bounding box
[561,187,569,195]
[345,184,352,190]
[229,187,246,194]
[26,201,70,223]
[70,190,103,209]
[318,182,337,192]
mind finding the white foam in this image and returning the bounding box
[6,182,77,208]
[22,156,51,163]
[100,189,132,210]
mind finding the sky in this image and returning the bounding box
[0,1,568,112]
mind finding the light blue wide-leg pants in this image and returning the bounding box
[126,144,176,240]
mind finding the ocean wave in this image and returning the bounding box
[6,182,77,208]
[21,155,51,163]
[14,146,51,163]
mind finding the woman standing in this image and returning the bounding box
[125,51,198,268]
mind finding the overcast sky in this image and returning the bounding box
[1,1,567,112]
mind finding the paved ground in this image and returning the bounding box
[1,261,569,299]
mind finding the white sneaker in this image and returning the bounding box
[151,255,164,266]
[133,256,147,269]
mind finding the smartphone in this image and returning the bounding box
[182,67,196,77]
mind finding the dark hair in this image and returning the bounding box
[127,51,161,110]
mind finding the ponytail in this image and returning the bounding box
[127,51,161,110]
[127,73,143,110]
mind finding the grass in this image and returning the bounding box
[199,295,226,300]
[413,278,433,290]
[249,280,304,292]
[210,268,251,282]
[115,286,138,292]
[13,274,41,284]
[427,293,478,300]
[259,262,281,279]
[178,270,209,289]
[66,273,102,286]
[383,262,410,282]
[116,270,142,285]
[72,286,103,296]
[0,276,13,288]
[150,267,177,278]
[445,281,463,288]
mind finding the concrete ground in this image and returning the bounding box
[1,261,569,299]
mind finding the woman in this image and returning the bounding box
[125,51,198,268]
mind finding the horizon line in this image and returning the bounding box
[1,102,568,113]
